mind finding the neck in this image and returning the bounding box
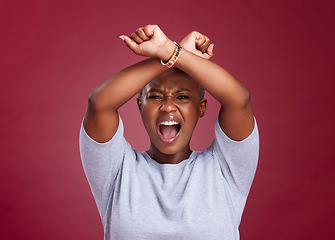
[147,144,192,164]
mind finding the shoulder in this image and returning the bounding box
[213,117,259,153]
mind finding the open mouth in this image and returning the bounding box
[158,120,181,143]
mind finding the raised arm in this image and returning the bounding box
[178,31,254,141]
[84,25,176,143]
[85,25,254,143]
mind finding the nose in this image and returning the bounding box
[160,97,177,113]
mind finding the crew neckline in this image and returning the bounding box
[142,151,199,169]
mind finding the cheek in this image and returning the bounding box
[140,105,157,129]
[180,103,201,120]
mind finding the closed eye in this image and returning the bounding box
[148,95,162,100]
[177,95,189,100]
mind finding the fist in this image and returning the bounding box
[180,31,214,60]
[120,25,175,60]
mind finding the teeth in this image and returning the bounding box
[160,120,179,126]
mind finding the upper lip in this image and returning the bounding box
[157,115,182,126]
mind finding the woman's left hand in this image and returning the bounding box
[180,31,214,60]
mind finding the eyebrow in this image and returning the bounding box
[148,88,191,93]
[175,88,191,93]
[148,89,164,94]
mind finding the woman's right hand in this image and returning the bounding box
[120,25,176,61]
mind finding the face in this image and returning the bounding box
[137,69,207,158]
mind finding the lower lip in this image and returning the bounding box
[157,127,181,144]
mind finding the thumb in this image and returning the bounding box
[119,35,139,54]
[202,43,214,60]
[207,43,214,57]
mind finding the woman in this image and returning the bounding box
[80,24,259,239]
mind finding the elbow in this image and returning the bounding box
[241,88,251,108]
[87,88,119,112]
[87,90,107,112]
[231,88,250,109]
[87,92,99,111]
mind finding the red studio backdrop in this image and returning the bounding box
[1,0,334,239]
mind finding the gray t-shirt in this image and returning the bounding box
[79,117,259,240]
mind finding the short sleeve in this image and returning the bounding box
[210,117,259,197]
[79,116,128,218]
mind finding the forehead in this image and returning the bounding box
[143,69,200,94]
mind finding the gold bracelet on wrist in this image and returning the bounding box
[161,42,182,68]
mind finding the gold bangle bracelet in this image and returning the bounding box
[161,42,182,68]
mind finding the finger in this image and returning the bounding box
[187,31,198,43]
[202,38,212,53]
[203,36,211,48]
[194,34,207,52]
[119,35,140,54]
[201,43,214,60]
[194,32,206,46]
[131,32,144,44]
[197,35,211,53]
[136,27,150,41]
[143,24,156,38]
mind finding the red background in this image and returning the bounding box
[1,0,334,239]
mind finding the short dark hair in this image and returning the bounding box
[199,87,205,99]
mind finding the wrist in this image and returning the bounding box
[160,40,177,61]
[160,42,182,68]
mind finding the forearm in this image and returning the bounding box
[114,24,254,141]
[174,42,254,141]
[175,48,250,109]
[88,58,167,112]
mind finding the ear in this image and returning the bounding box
[199,98,207,118]
[137,97,142,111]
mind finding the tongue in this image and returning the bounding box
[160,125,179,139]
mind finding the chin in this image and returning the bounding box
[152,139,190,156]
